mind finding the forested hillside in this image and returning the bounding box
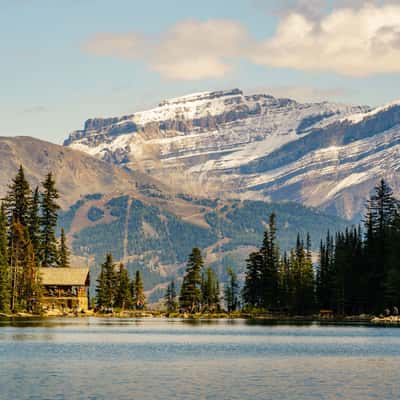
[59,193,347,299]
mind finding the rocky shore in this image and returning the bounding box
[371,316,400,325]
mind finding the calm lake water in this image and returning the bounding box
[0,318,399,400]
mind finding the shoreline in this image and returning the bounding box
[0,311,379,324]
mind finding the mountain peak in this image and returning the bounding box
[158,88,243,107]
[63,89,400,220]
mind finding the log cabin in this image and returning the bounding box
[39,267,90,312]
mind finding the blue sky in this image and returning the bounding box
[1,0,400,143]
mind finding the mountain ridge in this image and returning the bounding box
[64,88,393,219]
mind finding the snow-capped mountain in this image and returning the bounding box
[64,88,400,220]
[238,99,400,219]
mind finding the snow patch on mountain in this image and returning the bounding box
[241,124,400,215]
[341,99,400,124]
[68,90,363,172]
[66,88,389,218]
[115,89,244,127]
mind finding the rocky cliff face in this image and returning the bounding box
[64,89,400,220]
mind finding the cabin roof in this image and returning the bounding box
[39,267,90,286]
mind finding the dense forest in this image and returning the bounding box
[317,180,400,315]
[0,166,69,313]
[62,193,346,294]
[167,180,400,317]
[242,179,400,316]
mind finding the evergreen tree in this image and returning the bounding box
[279,251,293,311]
[306,232,312,262]
[290,235,315,314]
[364,179,397,312]
[21,241,42,313]
[215,280,221,311]
[179,274,190,311]
[243,213,280,310]
[179,247,203,312]
[28,187,41,258]
[5,165,31,226]
[8,221,41,312]
[243,252,263,308]
[201,267,220,311]
[0,204,10,312]
[129,278,135,307]
[96,253,116,309]
[368,179,396,235]
[57,228,70,268]
[224,268,239,312]
[259,213,280,309]
[164,280,178,312]
[133,270,145,309]
[40,172,60,266]
[316,231,335,310]
[9,221,27,311]
[115,263,131,309]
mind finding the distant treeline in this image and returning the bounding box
[172,180,400,316]
[0,166,70,313]
[317,180,400,315]
[243,179,400,315]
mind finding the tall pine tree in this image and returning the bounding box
[57,228,70,268]
[133,270,145,310]
[224,268,239,312]
[40,172,60,266]
[0,204,10,313]
[28,187,41,258]
[5,165,31,226]
[364,179,397,312]
[201,267,220,311]
[179,247,203,312]
[115,263,131,309]
[243,252,263,308]
[260,213,280,309]
[164,280,178,312]
[96,253,116,309]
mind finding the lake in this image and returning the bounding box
[0,318,399,400]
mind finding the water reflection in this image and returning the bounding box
[1,318,400,399]
[14,333,54,341]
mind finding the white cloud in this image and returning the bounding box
[150,19,250,80]
[335,0,398,8]
[252,4,400,77]
[83,19,250,81]
[253,0,327,20]
[254,0,398,18]
[83,4,400,80]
